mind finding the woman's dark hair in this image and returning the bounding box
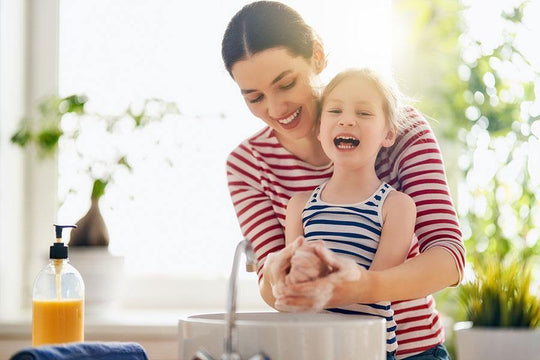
[222,1,316,77]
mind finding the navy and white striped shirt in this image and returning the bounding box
[302,181,398,353]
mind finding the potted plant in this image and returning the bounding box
[11,94,179,314]
[454,256,540,360]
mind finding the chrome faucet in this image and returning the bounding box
[192,239,268,360]
[222,239,257,360]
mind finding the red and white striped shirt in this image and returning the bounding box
[226,107,465,359]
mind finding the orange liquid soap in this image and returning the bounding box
[32,298,84,346]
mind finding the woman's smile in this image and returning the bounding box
[274,106,302,128]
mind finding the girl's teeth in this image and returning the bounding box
[278,108,301,124]
[334,136,360,148]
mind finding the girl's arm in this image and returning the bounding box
[284,192,311,245]
[369,191,416,271]
[285,192,329,284]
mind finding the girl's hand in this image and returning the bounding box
[286,240,331,285]
[274,244,364,312]
[264,236,305,291]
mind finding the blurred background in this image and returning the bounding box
[1,0,539,357]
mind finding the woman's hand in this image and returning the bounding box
[273,244,364,312]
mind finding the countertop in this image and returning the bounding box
[0,308,223,360]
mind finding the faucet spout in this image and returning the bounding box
[222,240,257,360]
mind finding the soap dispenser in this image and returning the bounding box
[32,224,85,346]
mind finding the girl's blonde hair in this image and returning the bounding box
[320,68,412,134]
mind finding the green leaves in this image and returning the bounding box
[37,126,63,150]
[10,94,180,200]
[458,258,540,327]
[10,94,88,156]
[60,95,87,114]
[403,0,540,264]
[10,122,31,147]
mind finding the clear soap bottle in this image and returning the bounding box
[32,224,85,346]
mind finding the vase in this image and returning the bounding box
[454,321,540,360]
[68,196,124,316]
[69,197,109,247]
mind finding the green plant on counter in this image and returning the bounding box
[11,94,179,200]
[458,256,540,327]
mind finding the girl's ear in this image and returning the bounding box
[382,127,396,148]
[312,41,326,75]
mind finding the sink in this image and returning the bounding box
[178,311,386,360]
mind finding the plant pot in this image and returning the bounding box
[68,247,124,317]
[69,197,109,247]
[454,321,540,360]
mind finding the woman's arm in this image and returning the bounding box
[392,108,465,285]
[351,247,459,302]
[274,243,457,311]
[226,150,286,308]
[326,247,459,305]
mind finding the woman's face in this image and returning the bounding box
[231,48,319,145]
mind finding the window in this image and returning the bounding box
[56,0,392,308]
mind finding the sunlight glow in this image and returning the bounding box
[58,0,392,276]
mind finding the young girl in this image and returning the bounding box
[222,2,462,359]
[284,69,416,359]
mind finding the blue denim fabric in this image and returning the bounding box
[403,344,450,360]
[387,351,397,360]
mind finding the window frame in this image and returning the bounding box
[0,0,266,315]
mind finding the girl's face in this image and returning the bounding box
[231,48,320,146]
[318,76,395,170]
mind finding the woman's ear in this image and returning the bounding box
[382,127,396,148]
[312,41,326,75]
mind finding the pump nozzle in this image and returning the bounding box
[50,225,77,260]
[54,224,77,241]
[50,225,77,299]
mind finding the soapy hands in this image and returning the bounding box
[267,236,364,313]
[286,239,331,284]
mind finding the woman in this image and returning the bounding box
[221,2,464,359]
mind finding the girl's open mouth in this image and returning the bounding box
[334,135,360,149]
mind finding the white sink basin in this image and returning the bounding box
[178,311,386,360]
